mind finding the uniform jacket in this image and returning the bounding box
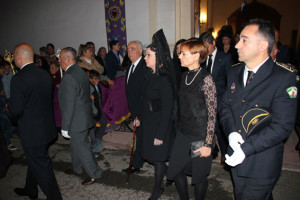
[9,63,57,147]
[125,58,146,120]
[58,64,94,132]
[220,57,297,178]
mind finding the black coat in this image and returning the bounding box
[220,57,297,178]
[125,58,146,120]
[141,74,174,162]
[9,63,57,147]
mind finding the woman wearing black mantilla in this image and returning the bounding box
[167,39,217,200]
[137,29,177,200]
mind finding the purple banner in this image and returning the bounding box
[104,0,127,57]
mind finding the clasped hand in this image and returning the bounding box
[193,146,211,157]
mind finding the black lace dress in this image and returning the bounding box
[167,67,217,184]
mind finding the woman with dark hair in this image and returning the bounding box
[139,30,177,200]
[34,54,50,72]
[167,39,217,200]
[221,32,239,64]
[77,44,104,74]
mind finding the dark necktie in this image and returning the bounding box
[127,64,135,83]
[246,71,255,87]
[206,55,213,74]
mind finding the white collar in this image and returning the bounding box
[65,64,74,71]
[245,57,269,73]
[20,62,33,70]
[131,56,142,72]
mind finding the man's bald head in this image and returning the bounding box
[13,43,34,68]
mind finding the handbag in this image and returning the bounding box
[189,141,205,158]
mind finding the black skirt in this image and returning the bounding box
[167,131,212,184]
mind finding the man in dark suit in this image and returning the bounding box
[220,19,297,199]
[122,40,146,174]
[105,40,123,81]
[274,29,289,63]
[9,43,62,199]
[58,47,102,185]
[200,32,232,166]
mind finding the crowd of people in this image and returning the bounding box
[0,18,299,200]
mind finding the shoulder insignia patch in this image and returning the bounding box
[276,62,296,73]
[286,86,297,98]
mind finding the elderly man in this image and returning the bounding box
[58,47,102,185]
[122,40,146,174]
[220,19,297,199]
[9,43,62,199]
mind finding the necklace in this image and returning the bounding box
[185,68,201,85]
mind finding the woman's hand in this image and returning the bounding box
[194,146,211,158]
[154,138,163,146]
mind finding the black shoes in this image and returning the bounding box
[14,188,38,199]
[81,175,103,185]
[122,167,140,174]
[148,187,164,200]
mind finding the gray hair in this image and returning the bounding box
[129,40,143,50]
[61,47,77,61]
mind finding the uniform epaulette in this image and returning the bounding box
[232,63,242,67]
[276,62,297,73]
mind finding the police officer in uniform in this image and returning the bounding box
[219,19,298,199]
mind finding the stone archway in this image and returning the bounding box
[228,0,281,34]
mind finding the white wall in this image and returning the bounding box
[125,0,150,48]
[157,0,175,45]
[0,0,176,55]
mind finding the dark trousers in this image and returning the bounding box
[131,127,144,169]
[22,144,62,200]
[215,114,228,157]
[90,114,108,145]
[232,168,278,200]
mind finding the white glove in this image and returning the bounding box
[61,130,71,139]
[228,132,244,151]
[225,145,246,167]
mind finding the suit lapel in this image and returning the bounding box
[212,50,221,76]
